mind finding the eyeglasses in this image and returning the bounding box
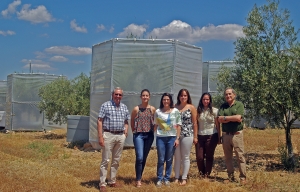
[114,93,123,96]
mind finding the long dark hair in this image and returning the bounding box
[159,93,174,109]
[176,89,192,105]
[140,89,150,96]
[197,92,213,115]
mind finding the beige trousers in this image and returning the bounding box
[222,131,246,179]
[99,132,126,186]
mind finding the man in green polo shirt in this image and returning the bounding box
[218,87,246,184]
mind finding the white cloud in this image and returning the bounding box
[45,46,92,55]
[147,20,245,43]
[118,24,147,38]
[17,4,55,24]
[96,24,105,32]
[0,30,16,36]
[1,0,21,17]
[50,56,68,62]
[21,59,53,70]
[109,25,114,33]
[34,51,47,59]
[23,63,53,70]
[70,19,87,33]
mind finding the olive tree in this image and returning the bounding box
[38,73,90,125]
[217,0,300,170]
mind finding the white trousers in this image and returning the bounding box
[174,136,193,180]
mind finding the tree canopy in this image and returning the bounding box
[217,0,300,170]
[38,73,90,125]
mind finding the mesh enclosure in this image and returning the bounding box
[0,81,7,111]
[6,73,66,131]
[90,38,203,148]
[202,61,236,93]
[202,61,300,128]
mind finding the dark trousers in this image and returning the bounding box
[195,133,218,175]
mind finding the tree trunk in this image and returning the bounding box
[285,125,296,171]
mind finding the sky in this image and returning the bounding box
[1,0,300,81]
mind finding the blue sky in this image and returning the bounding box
[1,0,300,80]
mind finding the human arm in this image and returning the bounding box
[174,109,181,147]
[215,117,221,144]
[130,106,139,133]
[97,117,105,147]
[124,120,129,137]
[218,101,244,124]
[153,110,158,132]
[218,115,242,123]
[191,105,198,145]
[174,124,181,147]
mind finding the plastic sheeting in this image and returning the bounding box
[90,39,203,148]
[0,81,7,111]
[202,61,300,128]
[6,73,66,131]
[202,61,236,93]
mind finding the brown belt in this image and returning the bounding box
[224,131,241,135]
[104,129,123,134]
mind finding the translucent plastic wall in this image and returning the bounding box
[0,81,7,111]
[202,61,236,93]
[6,73,64,131]
[90,38,203,148]
[202,61,300,128]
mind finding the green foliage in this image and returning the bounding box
[278,139,298,171]
[216,0,300,168]
[26,141,54,159]
[38,73,90,125]
[211,93,224,109]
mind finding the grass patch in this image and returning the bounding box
[26,141,54,159]
[0,128,299,191]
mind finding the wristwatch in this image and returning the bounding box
[224,116,226,120]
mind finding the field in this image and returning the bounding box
[0,128,299,192]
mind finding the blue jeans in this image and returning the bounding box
[156,136,176,182]
[133,132,154,181]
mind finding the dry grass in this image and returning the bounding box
[0,128,299,192]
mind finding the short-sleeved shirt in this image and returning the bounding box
[98,100,130,132]
[198,107,218,135]
[154,108,182,137]
[218,101,244,132]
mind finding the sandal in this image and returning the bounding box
[180,179,187,186]
[136,181,142,187]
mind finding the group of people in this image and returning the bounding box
[97,87,246,192]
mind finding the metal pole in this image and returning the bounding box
[29,60,31,73]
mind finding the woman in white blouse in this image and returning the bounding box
[195,92,220,178]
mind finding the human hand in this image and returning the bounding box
[218,137,222,145]
[99,136,105,147]
[174,138,179,147]
[193,137,198,145]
